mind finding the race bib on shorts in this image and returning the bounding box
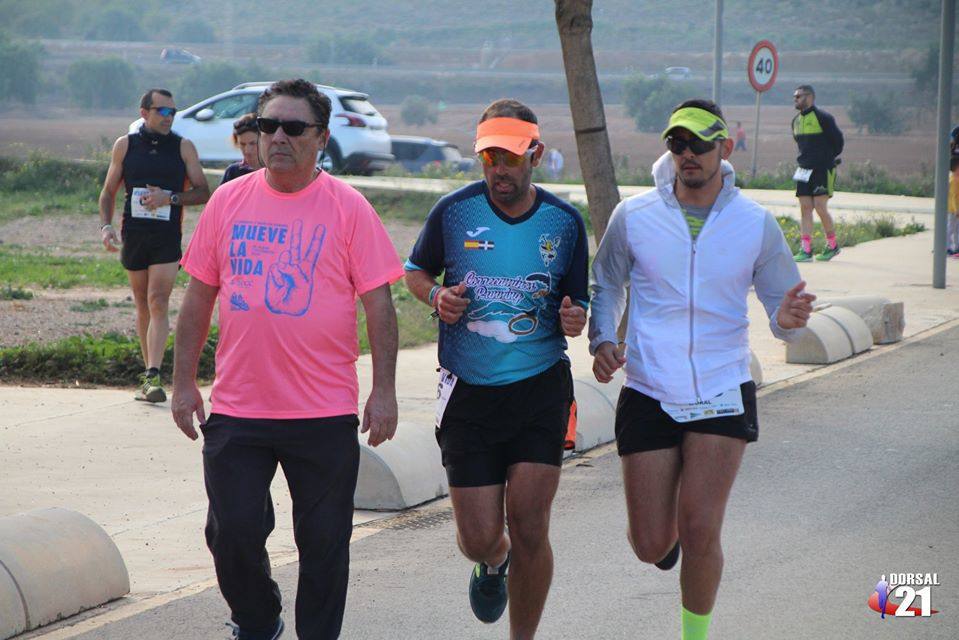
[792,167,813,183]
[434,367,458,429]
[660,386,744,423]
[131,187,171,221]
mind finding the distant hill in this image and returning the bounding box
[3,0,942,53]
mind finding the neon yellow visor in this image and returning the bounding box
[661,107,729,141]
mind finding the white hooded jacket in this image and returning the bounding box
[588,152,801,404]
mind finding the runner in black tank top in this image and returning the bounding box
[97,88,209,403]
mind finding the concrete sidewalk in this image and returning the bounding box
[2,202,958,622]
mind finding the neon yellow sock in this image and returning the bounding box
[681,607,712,640]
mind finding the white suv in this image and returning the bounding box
[128,82,393,174]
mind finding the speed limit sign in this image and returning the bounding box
[747,40,778,93]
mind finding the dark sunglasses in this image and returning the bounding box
[151,106,177,117]
[256,118,322,136]
[665,136,718,156]
[478,147,536,168]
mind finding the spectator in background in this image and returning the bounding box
[545,147,565,181]
[734,121,747,151]
[220,113,263,185]
[948,155,959,257]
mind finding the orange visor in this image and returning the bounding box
[474,117,540,155]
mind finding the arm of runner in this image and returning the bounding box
[171,276,219,441]
[359,283,399,447]
[592,340,626,384]
[776,281,815,329]
[822,111,844,160]
[407,270,469,324]
[98,136,127,252]
[588,200,632,354]
[559,207,590,337]
[753,212,816,339]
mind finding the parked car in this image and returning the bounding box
[390,136,476,174]
[160,47,201,64]
[128,82,393,174]
[663,66,692,80]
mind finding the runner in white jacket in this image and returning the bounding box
[588,99,816,640]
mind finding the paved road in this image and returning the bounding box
[30,326,959,640]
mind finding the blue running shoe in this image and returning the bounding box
[469,552,510,623]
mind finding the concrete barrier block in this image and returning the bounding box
[0,508,129,640]
[785,313,854,364]
[749,350,764,387]
[819,306,873,354]
[572,376,621,451]
[355,421,447,511]
[818,296,905,344]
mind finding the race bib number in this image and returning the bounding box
[660,387,744,423]
[434,367,458,429]
[131,187,171,221]
[792,167,813,183]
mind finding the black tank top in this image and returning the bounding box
[122,125,187,233]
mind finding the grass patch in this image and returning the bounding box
[777,214,926,254]
[357,187,444,224]
[0,247,190,289]
[357,282,437,353]
[742,161,934,197]
[0,284,33,300]
[69,298,110,312]
[0,328,217,386]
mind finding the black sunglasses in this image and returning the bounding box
[665,136,718,156]
[151,106,177,117]
[256,118,322,136]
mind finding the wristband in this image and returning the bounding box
[428,284,441,307]
[100,223,113,232]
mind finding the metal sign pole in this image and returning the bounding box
[750,90,762,179]
[712,0,724,104]
[933,0,955,289]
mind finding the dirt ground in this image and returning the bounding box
[0,103,936,177]
[0,212,422,348]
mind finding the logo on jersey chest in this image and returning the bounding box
[539,233,561,267]
[464,239,495,250]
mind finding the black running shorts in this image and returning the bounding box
[121,228,182,271]
[795,167,835,198]
[436,359,573,488]
[615,381,758,456]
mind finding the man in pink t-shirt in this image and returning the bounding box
[172,79,404,640]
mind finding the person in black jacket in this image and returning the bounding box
[791,85,844,262]
[220,113,263,185]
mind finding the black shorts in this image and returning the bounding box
[121,228,182,271]
[615,382,758,456]
[795,167,836,197]
[436,359,573,488]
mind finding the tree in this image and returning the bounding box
[554,0,620,243]
[399,95,438,126]
[623,75,690,133]
[84,7,146,42]
[0,34,43,104]
[848,94,904,135]
[308,35,385,66]
[67,57,136,109]
[912,44,938,102]
[176,61,267,105]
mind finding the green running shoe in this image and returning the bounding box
[816,245,841,261]
[134,373,166,403]
[469,552,510,624]
[793,249,813,263]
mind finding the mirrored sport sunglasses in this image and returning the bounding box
[255,117,323,136]
[665,135,718,156]
[477,146,536,168]
[151,106,177,118]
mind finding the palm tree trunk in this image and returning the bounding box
[554,0,621,242]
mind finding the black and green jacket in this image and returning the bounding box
[791,106,844,170]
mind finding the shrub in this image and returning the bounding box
[176,61,267,105]
[0,34,42,104]
[307,34,385,65]
[848,94,904,135]
[67,57,137,109]
[399,95,438,126]
[0,153,106,194]
[83,7,146,42]
[623,75,691,133]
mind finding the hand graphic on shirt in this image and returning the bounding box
[265,219,326,316]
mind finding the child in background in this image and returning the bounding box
[949,155,959,257]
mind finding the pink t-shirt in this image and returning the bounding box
[181,170,405,419]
